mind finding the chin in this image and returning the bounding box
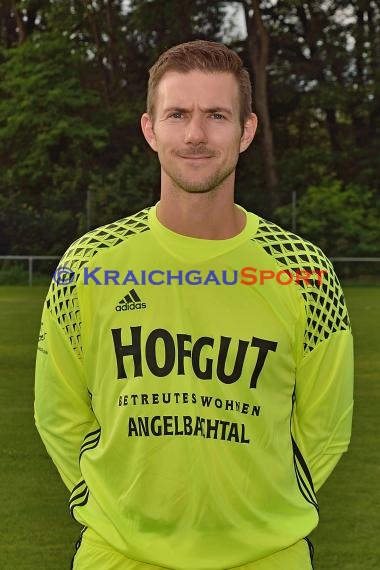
[173,176,221,194]
[176,171,234,195]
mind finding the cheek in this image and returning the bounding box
[225,137,242,157]
[155,144,175,166]
[156,131,181,151]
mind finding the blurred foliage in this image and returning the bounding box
[0,0,379,256]
[275,178,380,256]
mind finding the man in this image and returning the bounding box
[35,40,353,570]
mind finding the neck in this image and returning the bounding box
[157,175,246,240]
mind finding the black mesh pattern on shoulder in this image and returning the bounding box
[46,208,150,358]
[253,218,350,355]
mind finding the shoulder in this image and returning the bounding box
[252,216,350,354]
[45,208,151,358]
[253,216,330,274]
[60,207,151,273]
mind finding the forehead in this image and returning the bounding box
[155,70,239,113]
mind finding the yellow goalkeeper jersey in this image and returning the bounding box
[35,204,353,570]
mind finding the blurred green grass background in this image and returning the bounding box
[0,286,378,569]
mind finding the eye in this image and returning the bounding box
[211,113,225,120]
[169,112,184,119]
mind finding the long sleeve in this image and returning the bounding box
[251,217,354,495]
[291,251,354,493]
[34,283,97,492]
[292,329,354,492]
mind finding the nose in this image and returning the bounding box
[184,117,207,145]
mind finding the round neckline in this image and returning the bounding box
[148,202,259,262]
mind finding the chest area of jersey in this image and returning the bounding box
[83,275,297,399]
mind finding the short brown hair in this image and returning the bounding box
[147,40,252,128]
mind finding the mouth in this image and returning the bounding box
[178,155,214,160]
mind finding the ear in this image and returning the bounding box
[141,113,158,152]
[239,113,258,154]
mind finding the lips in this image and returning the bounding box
[178,155,214,159]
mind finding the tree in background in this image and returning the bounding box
[0,2,109,253]
[0,0,228,253]
[267,0,380,197]
[0,0,378,257]
[240,0,279,210]
[276,178,380,256]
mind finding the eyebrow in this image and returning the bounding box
[162,106,233,117]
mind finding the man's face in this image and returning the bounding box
[141,70,256,194]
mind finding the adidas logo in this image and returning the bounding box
[115,289,147,312]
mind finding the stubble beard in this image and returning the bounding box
[164,155,238,195]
